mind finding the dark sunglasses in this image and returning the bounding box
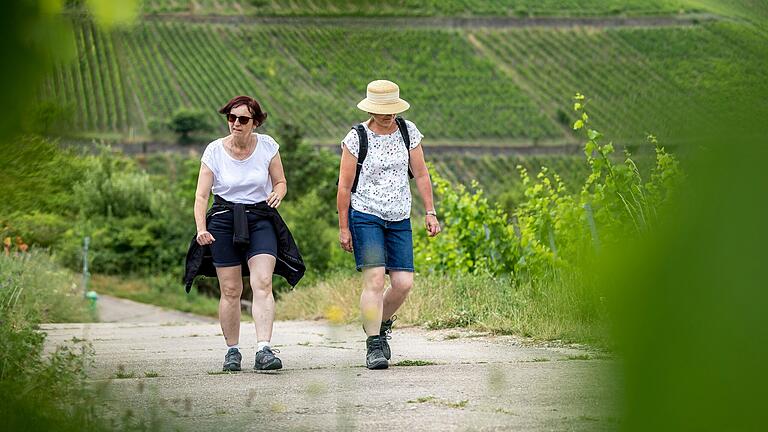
[226,114,253,124]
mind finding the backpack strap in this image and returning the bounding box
[350,124,368,193]
[395,116,415,179]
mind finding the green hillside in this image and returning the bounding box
[41,2,765,146]
[470,21,767,143]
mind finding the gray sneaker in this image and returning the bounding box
[380,315,397,360]
[254,346,283,371]
[366,336,388,370]
[223,348,242,371]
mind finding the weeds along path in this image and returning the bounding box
[41,297,617,431]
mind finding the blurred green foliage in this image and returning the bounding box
[0,252,105,431]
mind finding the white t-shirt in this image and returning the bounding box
[201,134,280,204]
[342,120,423,221]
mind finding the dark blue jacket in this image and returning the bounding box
[183,195,305,292]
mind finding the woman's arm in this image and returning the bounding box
[267,152,287,208]
[194,163,215,245]
[410,145,441,237]
[337,146,357,252]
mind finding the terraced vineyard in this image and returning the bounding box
[469,21,767,143]
[41,20,558,141]
[141,0,706,17]
[432,153,585,190]
[41,8,766,146]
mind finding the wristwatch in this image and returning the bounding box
[426,210,437,217]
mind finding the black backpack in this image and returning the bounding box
[349,116,415,193]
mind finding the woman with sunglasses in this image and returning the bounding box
[193,95,302,372]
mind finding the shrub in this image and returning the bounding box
[414,170,519,275]
[169,108,211,141]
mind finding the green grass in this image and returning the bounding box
[0,252,112,431]
[114,365,136,379]
[140,0,708,17]
[277,270,608,346]
[0,251,95,323]
[393,359,437,367]
[407,396,437,403]
[562,354,592,361]
[405,395,468,408]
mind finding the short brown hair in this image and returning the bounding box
[219,95,268,126]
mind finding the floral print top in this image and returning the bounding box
[342,120,423,221]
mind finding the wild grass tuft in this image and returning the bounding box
[277,270,608,346]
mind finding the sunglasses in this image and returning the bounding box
[226,114,253,125]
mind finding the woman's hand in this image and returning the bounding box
[425,215,441,237]
[339,228,353,252]
[267,191,283,208]
[196,230,215,246]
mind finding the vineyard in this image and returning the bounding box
[430,153,591,199]
[41,20,558,141]
[469,22,768,143]
[140,0,706,17]
[39,8,766,146]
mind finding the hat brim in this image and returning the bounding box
[357,99,410,115]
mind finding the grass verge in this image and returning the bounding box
[0,252,108,431]
[277,270,608,346]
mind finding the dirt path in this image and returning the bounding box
[144,13,718,29]
[42,297,617,431]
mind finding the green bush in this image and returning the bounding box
[414,172,519,275]
[52,148,193,276]
[169,108,211,141]
[279,191,352,286]
[0,136,86,215]
[2,211,69,249]
[276,121,339,207]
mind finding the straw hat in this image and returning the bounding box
[356,80,410,115]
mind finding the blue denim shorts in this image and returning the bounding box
[349,208,414,273]
[207,209,277,267]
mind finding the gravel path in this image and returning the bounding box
[42,296,618,431]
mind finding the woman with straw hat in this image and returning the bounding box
[337,80,441,370]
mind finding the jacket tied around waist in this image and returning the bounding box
[183,195,306,292]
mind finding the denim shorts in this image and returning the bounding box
[349,208,414,273]
[207,209,277,267]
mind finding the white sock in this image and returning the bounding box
[227,343,240,351]
[257,341,271,351]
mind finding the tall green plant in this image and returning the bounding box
[414,169,519,275]
[416,95,683,279]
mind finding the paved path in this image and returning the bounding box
[42,296,617,431]
[145,13,718,28]
[96,294,216,324]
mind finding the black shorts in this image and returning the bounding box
[207,209,277,267]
